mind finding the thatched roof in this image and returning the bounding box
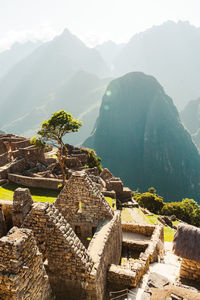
[173,223,200,262]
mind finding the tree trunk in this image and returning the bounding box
[57,141,66,185]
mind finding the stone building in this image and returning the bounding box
[173,223,200,282]
[0,170,163,299]
[55,171,114,247]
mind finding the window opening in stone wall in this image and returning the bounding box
[92,226,97,236]
[77,201,82,213]
[75,225,81,237]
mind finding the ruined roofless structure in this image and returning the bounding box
[173,223,200,282]
[0,170,163,299]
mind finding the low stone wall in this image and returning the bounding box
[19,145,45,163]
[0,152,8,167]
[0,140,7,155]
[10,139,30,150]
[0,227,53,300]
[11,149,19,159]
[8,173,62,190]
[0,200,13,231]
[88,212,122,300]
[0,159,26,179]
[122,222,155,237]
[9,158,26,173]
[107,264,139,288]
[107,223,164,290]
[71,153,88,164]
[180,258,200,282]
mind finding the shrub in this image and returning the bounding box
[161,198,200,227]
[81,147,103,172]
[136,192,164,214]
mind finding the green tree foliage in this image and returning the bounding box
[136,192,164,214]
[162,198,200,226]
[148,187,156,194]
[37,110,82,183]
[30,136,46,148]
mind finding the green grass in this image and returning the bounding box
[121,208,135,223]
[0,182,59,203]
[145,214,177,242]
[105,197,116,210]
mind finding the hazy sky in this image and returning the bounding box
[0,0,200,51]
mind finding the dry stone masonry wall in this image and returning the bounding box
[0,227,52,300]
[23,201,95,299]
[55,171,114,246]
[180,258,200,281]
[12,188,33,227]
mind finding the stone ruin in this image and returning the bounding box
[0,170,163,300]
[0,134,135,209]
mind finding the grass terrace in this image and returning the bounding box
[0,182,59,203]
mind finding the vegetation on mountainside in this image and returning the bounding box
[0,182,58,203]
[35,110,82,184]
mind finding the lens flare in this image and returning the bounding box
[104,105,109,110]
[106,90,112,96]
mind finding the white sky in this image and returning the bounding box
[0,0,200,51]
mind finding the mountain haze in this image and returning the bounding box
[180,98,200,150]
[1,71,110,145]
[114,21,200,109]
[84,72,200,202]
[0,41,41,79]
[0,29,110,143]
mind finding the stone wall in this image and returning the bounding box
[0,152,8,167]
[55,171,114,246]
[19,146,45,163]
[10,139,31,150]
[107,264,139,288]
[0,140,7,155]
[180,258,200,282]
[88,212,122,300]
[107,223,164,291]
[122,222,155,237]
[0,200,13,231]
[0,159,26,179]
[12,188,33,227]
[9,158,26,173]
[0,206,6,237]
[23,202,95,300]
[8,173,62,190]
[0,227,52,300]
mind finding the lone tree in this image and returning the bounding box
[36,110,82,183]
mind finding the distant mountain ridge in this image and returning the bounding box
[0,41,41,79]
[0,29,110,144]
[112,21,200,109]
[84,72,200,202]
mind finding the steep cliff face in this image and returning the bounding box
[84,72,200,202]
